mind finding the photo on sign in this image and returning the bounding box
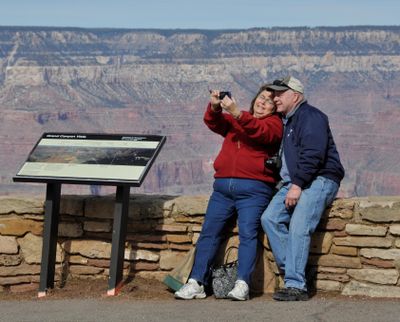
[27,146,154,167]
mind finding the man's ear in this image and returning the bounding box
[294,92,303,105]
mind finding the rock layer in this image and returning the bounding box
[1,26,400,196]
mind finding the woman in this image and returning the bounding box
[175,85,283,300]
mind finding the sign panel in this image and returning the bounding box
[14,133,166,186]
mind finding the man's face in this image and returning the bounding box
[273,89,299,116]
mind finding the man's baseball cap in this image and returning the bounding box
[267,76,304,94]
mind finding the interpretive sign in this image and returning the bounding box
[14,132,166,186]
[13,132,166,297]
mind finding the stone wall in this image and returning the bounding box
[1,194,400,297]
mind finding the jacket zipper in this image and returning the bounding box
[231,139,240,177]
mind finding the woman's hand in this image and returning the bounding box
[220,96,241,119]
[209,90,222,111]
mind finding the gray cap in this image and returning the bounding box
[267,76,304,94]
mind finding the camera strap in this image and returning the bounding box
[274,122,287,190]
[278,124,286,158]
[278,138,284,158]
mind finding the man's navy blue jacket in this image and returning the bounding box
[283,101,345,188]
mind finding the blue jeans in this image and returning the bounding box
[190,178,274,285]
[261,176,339,290]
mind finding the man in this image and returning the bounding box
[261,76,344,301]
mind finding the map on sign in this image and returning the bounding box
[14,133,166,186]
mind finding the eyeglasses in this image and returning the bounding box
[257,94,274,104]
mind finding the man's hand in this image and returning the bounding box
[285,184,302,209]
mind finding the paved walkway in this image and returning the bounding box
[1,297,399,322]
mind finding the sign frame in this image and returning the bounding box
[13,132,166,186]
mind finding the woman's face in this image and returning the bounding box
[253,90,275,118]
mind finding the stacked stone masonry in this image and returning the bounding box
[1,194,400,297]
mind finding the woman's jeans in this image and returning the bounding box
[190,178,274,285]
[261,176,339,290]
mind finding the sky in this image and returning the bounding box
[0,0,399,30]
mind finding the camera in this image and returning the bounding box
[265,154,282,170]
[219,91,232,100]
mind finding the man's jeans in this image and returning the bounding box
[190,178,274,285]
[261,176,339,290]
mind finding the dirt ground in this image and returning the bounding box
[0,277,377,302]
[0,276,176,301]
[0,276,293,301]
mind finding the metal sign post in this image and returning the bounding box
[38,182,61,297]
[107,185,130,296]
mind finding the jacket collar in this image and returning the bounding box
[284,99,307,120]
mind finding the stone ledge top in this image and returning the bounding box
[0,197,44,215]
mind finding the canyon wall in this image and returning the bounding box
[0,26,400,197]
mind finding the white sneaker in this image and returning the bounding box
[227,280,249,301]
[174,278,206,300]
